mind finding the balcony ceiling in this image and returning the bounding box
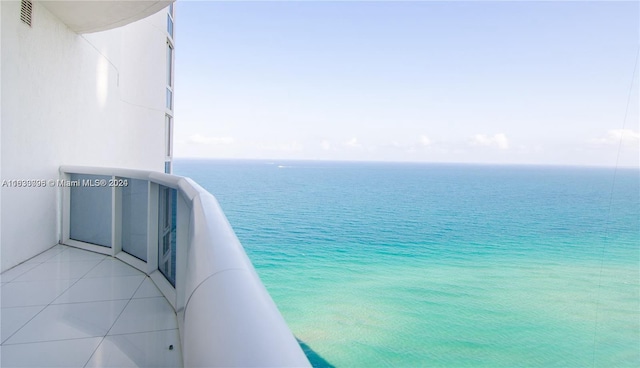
[40,1,174,34]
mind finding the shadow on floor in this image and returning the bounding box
[297,338,336,368]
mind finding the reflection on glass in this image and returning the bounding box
[166,43,173,86]
[165,115,172,157]
[69,174,112,247]
[166,88,172,110]
[121,178,148,261]
[167,14,173,37]
[158,185,177,286]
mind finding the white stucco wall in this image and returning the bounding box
[1,1,172,271]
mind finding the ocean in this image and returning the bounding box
[174,159,639,367]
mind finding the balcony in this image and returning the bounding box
[0,166,310,367]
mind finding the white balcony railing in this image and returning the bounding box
[59,166,311,367]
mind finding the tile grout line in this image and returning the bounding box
[48,255,109,305]
[0,246,64,282]
[1,263,40,283]
[1,335,104,346]
[1,250,108,346]
[82,274,148,368]
[104,327,179,338]
[47,273,147,306]
[0,305,46,345]
[4,246,104,284]
[3,246,176,368]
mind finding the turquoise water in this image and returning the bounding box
[175,160,639,367]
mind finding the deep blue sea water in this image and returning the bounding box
[174,159,639,367]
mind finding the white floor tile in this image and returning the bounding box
[109,297,177,335]
[45,248,108,263]
[83,258,142,279]
[0,337,102,367]
[0,263,40,283]
[4,300,128,344]
[51,275,145,304]
[24,245,67,264]
[1,306,45,343]
[1,246,184,367]
[13,260,101,282]
[1,279,76,308]
[132,278,163,299]
[85,330,182,368]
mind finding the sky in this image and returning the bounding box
[174,1,639,167]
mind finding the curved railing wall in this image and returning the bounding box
[59,166,311,367]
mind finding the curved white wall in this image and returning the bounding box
[1,1,171,271]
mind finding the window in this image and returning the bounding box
[166,88,173,110]
[69,174,112,247]
[166,41,174,111]
[167,14,174,38]
[165,6,175,160]
[158,186,177,286]
[121,178,149,261]
[165,115,172,158]
[167,3,175,38]
[166,43,173,87]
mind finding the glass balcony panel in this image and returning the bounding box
[121,178,148,261]
[158,185,177,286]
[69,174,112,247]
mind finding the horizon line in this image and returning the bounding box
[172,156,640,170]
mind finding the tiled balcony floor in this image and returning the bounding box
[1,245,182,367]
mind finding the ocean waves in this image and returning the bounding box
[175,160,639,367]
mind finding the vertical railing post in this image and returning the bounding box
[175,191,190,315]
[60,170,71,245]
[112,176,122,255]
[148,182,160,274]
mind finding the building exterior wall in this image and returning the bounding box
[1,1,173,271]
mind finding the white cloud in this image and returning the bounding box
[419,135,432,146]
[471,133,509,150]
[344,137,362,149]
[188,134,235,145]
[259,141,303,152]
[591,129,640,146]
